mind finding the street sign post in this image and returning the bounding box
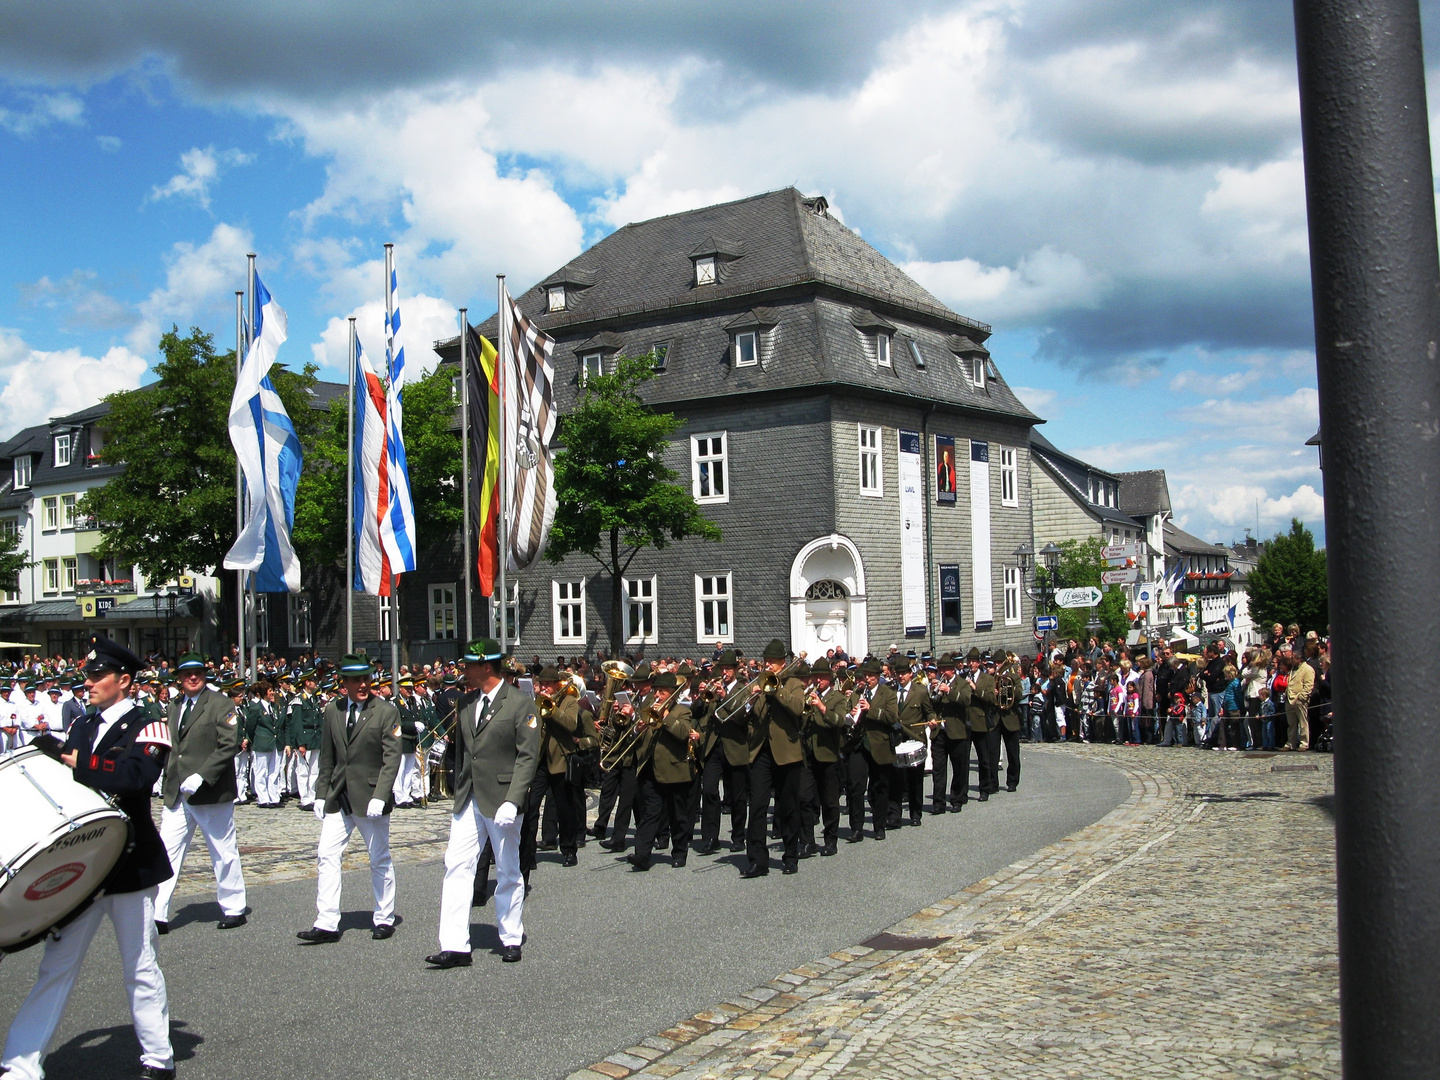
[1033,614,1058,633]
[1100,568,1140,585]
[1101,541,1145,561]
[1054,586,1103,609]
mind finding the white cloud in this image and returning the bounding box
[1173,482,1324,535]
[0,330,147,438]
[903,247,1111,324]
[149,146,253,209]
[19,270,135,332]
[1200,150,1308,261]
[309,294,457,380]
[131,222,254,354]
[0,91,82,135]
[96,134,122,152]
[1012,385,1058,417]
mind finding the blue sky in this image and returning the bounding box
[4,0,1433,546]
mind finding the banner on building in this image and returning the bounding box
[938,563,961,634]
[970,439,993,629]
[934,434,956,505]
[898,430,928,637]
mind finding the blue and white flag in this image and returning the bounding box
[224,273,303,592]
[379,255,416,579]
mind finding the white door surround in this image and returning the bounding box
[789,534,868,661]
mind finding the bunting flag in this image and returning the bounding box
[465,324,500,595]
[351,333,392,595]
[500,284,557,573]
[223,273,303,592]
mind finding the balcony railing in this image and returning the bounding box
[76,579,134,595]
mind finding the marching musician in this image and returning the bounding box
[527,665,585,867]
[693,649,749,855]
[428,638,540,968]
[627,670,697,871]
[287,669,324,811]
[2,637,176,1080]
[298,653,403,944]
[846,658,898,841]
[963,648,997,801]
[742,639,807,877]
[804,657,848,856]
[153,651,248,935]
[598,662,652,853]
[929,653,971,814]
[891,662,935,829]
[994,652,1024,792]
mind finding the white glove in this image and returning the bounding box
[493,801,518,827]
[366,798,386,818]
[313,801,325,821]
[413,721,425,734]
[179,773,204,797]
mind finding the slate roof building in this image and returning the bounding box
[426,188,1042,660]
[1028,431,1144,548]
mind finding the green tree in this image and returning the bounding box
[0,524,31,592]
[80,326,318,585]
[1245,518,1329,633]
[1040,537,1131,642]
[546,354,722,653]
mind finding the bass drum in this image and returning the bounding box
[0,746,130,953]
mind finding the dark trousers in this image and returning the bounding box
[699,749,748,847]
[746,745,802,869]
[972,727,998,793]
[528,770,581,856]
[930,729,970,809]
[846,748,889,837]
[797,758,820,843]
[996,726,1021,790]
[888,765,925,824]
[810,757,842,847]
[597,764,638,848]
[633,774,692,865]
[595,765,620,834]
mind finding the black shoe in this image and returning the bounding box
[694,841,719,856]
[951,803,965,813]
[799,842,819,859]
[820,843,837,856]
[140,1066,177,1080]
[887,819,903,830]
[782,863,798,875]
[299,803,313,811]
[729,839,745,852]
[978,792,989,802]
[740,864,769,879]
[154,920,169,936]
[537,841,557,852]
[928,807,947,815]
[598,839,621,851]
[910,816,923,827]
[372,923,395,940]
[671,853,687,868]
[587,827,606,840]
[297,927,341,943]
[626,855,651,872]
[560,853,578,867]
[874,830,886,841]
[1006,785,1017,792]
[501,944,522,963]
[216,913,247,930]
[846,834,864,844]
[425,950,472,968]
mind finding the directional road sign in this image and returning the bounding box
[1055,586,1103,609]
[1100,568,1140,585]
[1033,614,1059,632]
[1101,541,1145,561]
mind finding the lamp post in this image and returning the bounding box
[1016,541,1068,652]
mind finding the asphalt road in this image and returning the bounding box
[0,750,1128,1080]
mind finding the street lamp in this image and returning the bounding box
[1041,542,1063,574]
[1014,542,1034,575]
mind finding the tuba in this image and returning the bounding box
[595,660,633,764]
[995,663,1017,710]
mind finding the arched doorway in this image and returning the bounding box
[790,535,868,660]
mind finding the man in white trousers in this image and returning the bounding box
[287,670,324,809]
[2,636,176,1080]
[426,638,540,967]
[297,654,402,943]
[153,652,248,934]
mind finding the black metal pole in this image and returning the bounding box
[1293,2,1440,1075]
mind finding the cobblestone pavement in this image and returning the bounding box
[566,745,1338,1080]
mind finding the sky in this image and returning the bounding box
[3,1,1436,547]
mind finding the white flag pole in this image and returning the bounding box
[496,275,508,656]
[460,307,472,642]
[246,252,258,682]
[234,289,246,674]
[385,243,399,696]
[346,316,356,655]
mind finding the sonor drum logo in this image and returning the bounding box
[24,863,86,900]
[50,827,108,852]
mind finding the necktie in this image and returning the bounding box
[473,695,491,737]
[346,703,357,738]
[180,697,194,734]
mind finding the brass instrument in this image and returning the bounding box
[595,660,633,765]
[995,671,1017,710]
[710,658,803,727]
[599,688,675,771]
[534,681,579,715]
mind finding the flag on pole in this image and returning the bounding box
[224,274,303,592]
[351,332,393,595]
[500,284,557,573]
[382,260,417,577]
[465,324,500,595]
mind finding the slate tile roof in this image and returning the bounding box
[1116,469,1171,517]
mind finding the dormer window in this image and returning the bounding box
[734,331,758,367]
[53,435,70,467]
[695,256,716,286]
[973,355,986,388]
[13,456,30,490]
[652,342,669,372]
[547,285,566,313]
[875,334,892,368]
[580,353,603,385]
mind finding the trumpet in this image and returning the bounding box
[534,682,579,715]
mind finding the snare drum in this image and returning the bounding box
[0,746,130,952]
[893,739,927,769]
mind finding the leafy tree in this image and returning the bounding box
[0,524,31,592]
[1040,537,1131,642]
[546,354,722,653]
[80,326,318,584]
[1246,518,1329,633]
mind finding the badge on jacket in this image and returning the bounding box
[392,725,401,737]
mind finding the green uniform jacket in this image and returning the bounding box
[286,693,324,752]
[896,680,937,743]
[807,686,850,763]
[936,679,971,739]
[398,696,421,752]
[643,699,696,785]
[451,681,541,818]
[161,688,240,808]
[247,701,287,752]
[316,695,403,815]
[416,697,440,750]
[714,677,753,767]
[996,672,1024,732]
[748,677,807,766]
[541,695,581,775]
[857,682,899,765]
[966,672,996,734]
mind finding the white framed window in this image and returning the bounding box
[547,285,566,313]
[694,256,716,286]
[0,518,18,602]
[429,583,457,640]
[61,494,76,529]
[1000,447,1017,507]
[580,352,603,385]
[973,355,986,389]
[288,594,313,647]
[378,594,394,642]
[733,331,757,367]
[252,593,270,648]
[54,435,71,467]
[695,573,733,643]
[1004,566,1022,626]
[691,432,728,504]
[42,558,58,595]
[62,557,77,593]
[553,579,586,644]
[875,333,891,367]
[495,580,519,643]
[13,456,30,490]
[624,575,657,644]
[858,425,882,496]
[41,497,58,531]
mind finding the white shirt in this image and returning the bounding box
[92,696,135,747]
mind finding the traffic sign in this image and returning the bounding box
[1101,541,1145,561]
[1100,568,1140,585]
[1033,614,1059,632]
[1134,583,1156,605]
[1054,586,1103,609]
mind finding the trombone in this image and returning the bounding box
[709,658,803,727]
[595,660,633,763]
[598,687,676,771]
[534,681,579,716]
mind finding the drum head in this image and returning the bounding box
[893,739,927,768]
[0,810,129,951]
